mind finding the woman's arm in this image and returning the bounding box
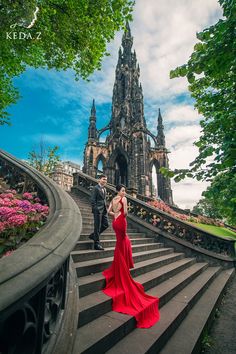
[123,197,128,216]
[108,200,115,217]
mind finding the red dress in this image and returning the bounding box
[102,198,160,328]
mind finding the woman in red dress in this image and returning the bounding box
[102,184,160,328]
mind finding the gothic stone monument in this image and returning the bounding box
[83,23,173,204]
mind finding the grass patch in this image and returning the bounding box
[190,223,236,239]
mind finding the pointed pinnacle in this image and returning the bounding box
[125,21,131,35]
[91,99,96,116]
[122,21,133,49]
[158,108,163,122]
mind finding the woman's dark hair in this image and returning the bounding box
[116,184,126,192]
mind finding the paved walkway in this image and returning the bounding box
[202,275,236,354]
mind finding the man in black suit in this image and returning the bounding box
[90,174,109,250]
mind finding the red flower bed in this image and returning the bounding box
[147,199,224,227]
[0,190,49,257]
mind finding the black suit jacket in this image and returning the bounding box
[90,184,107,213]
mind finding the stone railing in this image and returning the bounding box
[73,171,236,261]
[0,149,82,354]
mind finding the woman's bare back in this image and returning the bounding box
[110,196,122,219]
[108,196,127,219]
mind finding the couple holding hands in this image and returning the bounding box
[88,175,160,329]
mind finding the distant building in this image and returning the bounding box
[51,161,81,191]
[62,161,81,176]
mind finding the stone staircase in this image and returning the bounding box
[70,191,234,354]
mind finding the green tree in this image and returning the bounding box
[28,142,60,176]
[160,0,236,224]
[0,0,134,124]
[167,0,236,182]
[192,198,222,220]
[199,172,236,226]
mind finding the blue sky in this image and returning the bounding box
[1,0,222,208]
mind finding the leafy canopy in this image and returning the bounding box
[192,198,222,221]
[192,172,236,226]
[165,0,236,182]
[0,0,134,124]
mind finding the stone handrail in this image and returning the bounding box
[0,149,82,354]
[73,171,236,261]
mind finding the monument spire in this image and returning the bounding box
[156,108,165,147]
[88,99,97,141]
[111,23,146,131]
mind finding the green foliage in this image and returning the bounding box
[192,171,236,226]
[28,143,60,176]
[201,332,214,351]
[168,0,236,225]
[190,223,236,239]
[202,172,236,226]
[192,198,222,220]
[169,0,236,181]
[0,0,134,124]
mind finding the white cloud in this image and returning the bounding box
[165,124,208,208]
[165,105,201,124]
[166,125,201,153]
[132,0,222,100]
[21,0,221,108]
[172,178,209,209]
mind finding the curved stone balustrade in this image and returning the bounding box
[73,171,236,262]
[0,149,82,354]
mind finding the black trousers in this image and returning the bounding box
[93,208,109,242]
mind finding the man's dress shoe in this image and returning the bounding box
[94,242,104,251]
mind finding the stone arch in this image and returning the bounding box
[149,159,160,198]
[97,125,110,140]
[108,147,129,187]
[132,128,158,146]
[95,154,106,177]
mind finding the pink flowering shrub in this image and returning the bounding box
[147,200,224,227]
[0,190,49,258]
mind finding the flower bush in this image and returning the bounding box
[0,189,49,258]
[147,199,224,227]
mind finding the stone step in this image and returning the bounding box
[71,243,163,262]
[81,217,134,225]
[79,232,148,241]
[159,268,235,354]
[78,257,196,298]
[74,248,175,276]
[81,215,108,221]
[78,231,148,242]
[74,204,107,210]
[81,221,135,228]
[73,201,91,206]
[104,267,223,354]
[74,265,219,354]
[75,238,155,250]
[78,262,208,328]
[71,190,234,354]
[82,228,138,235]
